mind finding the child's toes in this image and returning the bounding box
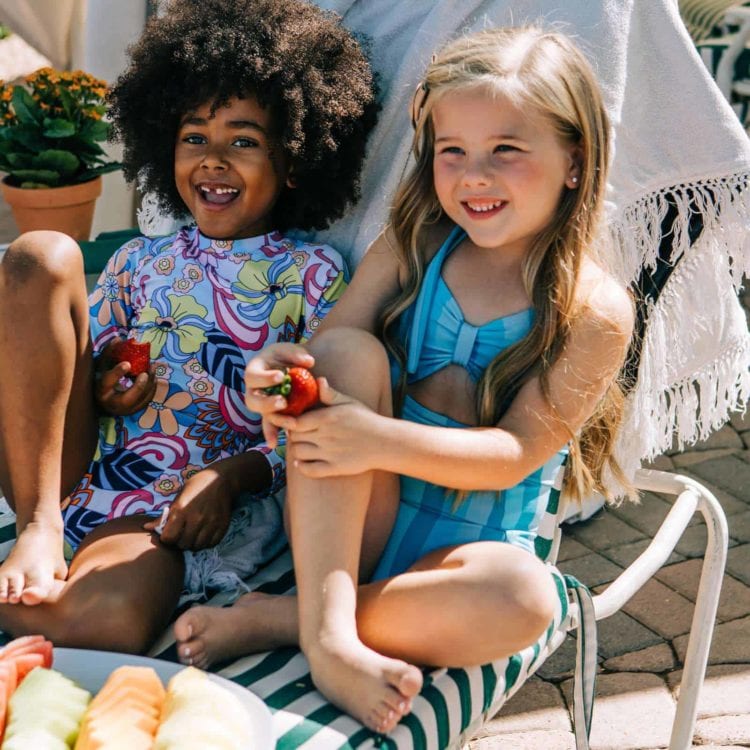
[6,574,24,603]
[174,606,210,643]
[372,704,399,734]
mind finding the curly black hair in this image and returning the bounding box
[108,0,378,231]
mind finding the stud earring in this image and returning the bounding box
[571,176,578,184]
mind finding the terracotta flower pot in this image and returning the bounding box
[0,176,102,241]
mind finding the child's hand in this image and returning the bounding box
[95,340,157,416]
[244,343,315,447]
[269,378,383,478]
[144,468,232,550]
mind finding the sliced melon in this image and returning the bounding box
[75,666,164,750]
[2,667,90,749]
[154,668,253,750]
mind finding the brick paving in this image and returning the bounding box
[472,414,750,749]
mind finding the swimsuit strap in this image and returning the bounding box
[406,225,466,375]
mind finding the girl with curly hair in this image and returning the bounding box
[175,26,634,732]
[0,0,376,654]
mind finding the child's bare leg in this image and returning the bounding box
[0,516,184,653]
[176,540,556,673]
[284,329,423,732]
[174,591,293,669]
[355,541,558,666]
[174,464,396,668]
[0,232,98,604]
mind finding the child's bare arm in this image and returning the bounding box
[315,229,403,336]
[282,274,634,490]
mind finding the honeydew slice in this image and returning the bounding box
[1,728,69,750]
[2,667,91,749]
[154,668,253,750]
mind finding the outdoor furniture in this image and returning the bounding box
[0,465,727,749]
[0,231,732,749]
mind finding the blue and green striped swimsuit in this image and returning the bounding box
[372,226,567,580]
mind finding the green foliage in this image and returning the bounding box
[0,67,121,188]
[0,24,10,41]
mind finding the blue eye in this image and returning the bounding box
[439,146,464,155]
[494,144,518,153]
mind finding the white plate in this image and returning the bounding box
[54,648,275,748]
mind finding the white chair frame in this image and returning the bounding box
[553,468,728,750]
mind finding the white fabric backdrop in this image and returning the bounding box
[0,0,80,69]
[304,0,750,485]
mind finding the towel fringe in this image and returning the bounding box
[605,170,750,287]
[605,170,750,493]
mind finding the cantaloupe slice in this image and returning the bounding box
[74,666,164,750]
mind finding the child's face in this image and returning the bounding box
[431,88,580,258]
[174,96,289,239]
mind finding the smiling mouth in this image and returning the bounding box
[462,199,506,218]
[196,184,240,207]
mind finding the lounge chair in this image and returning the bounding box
[0,462,727,749]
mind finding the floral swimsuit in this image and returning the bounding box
[62,226,346,558]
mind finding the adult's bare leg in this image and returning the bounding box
[0,231,98,604]
[0,516,184,653]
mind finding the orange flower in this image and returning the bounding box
[139,380,193,436]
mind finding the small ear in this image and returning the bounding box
[286,170,297,189]
[566,143,583,189]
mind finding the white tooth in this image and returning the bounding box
[469,201,501,211]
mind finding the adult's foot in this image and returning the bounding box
[0,522,68,605]
[306,635,423,734]
[173,592,297,668]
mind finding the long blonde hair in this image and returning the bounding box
[379,26,630,502]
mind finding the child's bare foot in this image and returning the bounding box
[174,592,297,668]
[306,636,423,734]
[0,522,68,605]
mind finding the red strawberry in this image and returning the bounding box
[264,366,319,416]
[109,339,151,377]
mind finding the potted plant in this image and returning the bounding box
[0,67,121,240]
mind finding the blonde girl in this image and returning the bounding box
[175,26,634,734]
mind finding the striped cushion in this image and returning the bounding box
[146,550,569,749]
[0,487,571,749]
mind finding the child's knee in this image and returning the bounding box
[3,231,84,287]
[504,557,558,638]
[53,585,160,654]
[468,545,558,637]
[310,327,390,381]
